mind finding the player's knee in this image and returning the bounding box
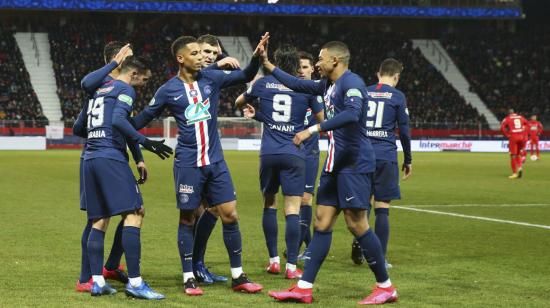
[137,207,145,218]
[124,213,142,228]
[263,194,276,208]
[374,201,390,209]
[217,201,239,224]
[92,218,109,231]
[301,193,313,205]
[179,210,195,226]
[343,210,369,236]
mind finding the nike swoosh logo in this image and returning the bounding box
[305,185,314,188]
[345,197,355,202]
[174,95,184,101]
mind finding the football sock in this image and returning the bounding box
[285,214,300,265]
[299,205,312,248]
[222,222,243,268]
[286,263,296,271]
[183,272,195,283]
[79,220,92,283]
[262,208,278,258]
[374,208,390,256]
[122,226,141,278]
[178,224,194,273]
[297,280,313,289]
[87,228,105,277]
[92,275,105,287]
[129,276,143,288]
[231,267,243,279]
[377,279,392,288]
[301,230,332,284]
[357,229,389,283]
[104,220,124,271]
[510,156,517,173]
[515,155,523,169]
[193,210,218,264]
[269,256,280,264]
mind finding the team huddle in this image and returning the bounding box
[73,32,413,305]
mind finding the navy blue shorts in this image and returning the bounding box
[174,160,236,211]
[373,160,401,201]
[260,154,305,197]
[79,158,86,211]
[304,155,319,195]
[316,172,373,210]
[83,158,143,219]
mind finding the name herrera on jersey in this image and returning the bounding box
[269,123,295,132]
[367,130,389,138]
[88,130,106,139]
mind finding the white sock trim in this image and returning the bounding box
[297,280,313,289]
[183,272,195,283]
[269,256,280,264]
[129,276,143,288]
[231,267,243,279]
[376,279,392,288]
[92,275,105,287]
[286,263,296,271]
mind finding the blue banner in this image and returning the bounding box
[0,0,522,19]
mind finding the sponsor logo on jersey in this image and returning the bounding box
[185,97,212,125]
[96,86,114,95]
[368,91,393,99]
[179,184,194,194]
[118,94,133,106]
[265,82,292,92]
[87,130,106,139]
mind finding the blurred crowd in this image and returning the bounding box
[0,26,48,126]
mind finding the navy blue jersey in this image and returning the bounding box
[270,69,375,174]
[366,83,410,162]
[303,95,324,158]
[133,62,258,167]
[244,75,322,158]
[83,80,136,162]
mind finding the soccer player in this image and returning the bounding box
[263,41,397,305]
[81,56,172,298]
[501,109,528,179]
[351,58,412,268]
[235,45,324,279]
[528,115,543,160]
[129,34,268,295]
[74,42,141,292]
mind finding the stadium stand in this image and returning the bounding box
[441,28,550,125]
[0,25,47,126]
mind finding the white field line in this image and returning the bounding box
[393,206,550,230]
[402,203,550,208]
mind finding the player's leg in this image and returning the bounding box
[206,161,262,293]
[300,155,318,254]
[102,219,129,283]
[76,220,93,292]
[508,138,519,178]
[280,155,306,279]
[174,164,205,296]
[516,139,525,177]
[530,139,535,156]
[269,172,339,303]
[259,155,281,273]
[82,159,116,296]
[192,200,226,284]
[340,173,397,305]
[263,193,280,273]
[534,138,540,158]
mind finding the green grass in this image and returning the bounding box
[1,151,550,307]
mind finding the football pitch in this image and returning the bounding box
[1,150,549,307]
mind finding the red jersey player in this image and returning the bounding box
[527,115,544,160]
[500,109,528,179]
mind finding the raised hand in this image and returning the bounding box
[113,43,133,65]
[217,57,241,70]
[253,32,270,58]
[243,104,256,119]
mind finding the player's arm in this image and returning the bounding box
[397,96,412,179]
[539,122,544,136]
[310,95,325,124]
[72,100,89,138]
[203,57,241,71]
[112,88,173,159]
[127,139,147,184]
[80,61,118,94]
[500,119,510,138]
[130,88,167,130]
[294,88,363,145]
[270,68,325,95]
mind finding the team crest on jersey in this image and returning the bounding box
[304,109,312,125]
[179,184,194,194]
[185,97,211,125]
[203,85,212,96]
[96,86,114,95]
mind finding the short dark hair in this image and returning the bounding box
[298,51,314,67]
[103,41,127,64]
[119,56,148,74]
[197,34,219,47]
[321,41,350,64]
[274,44,300,76]
[171,36,197,59]
[378,58,403,77]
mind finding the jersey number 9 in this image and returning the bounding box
[273,94,292,123]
